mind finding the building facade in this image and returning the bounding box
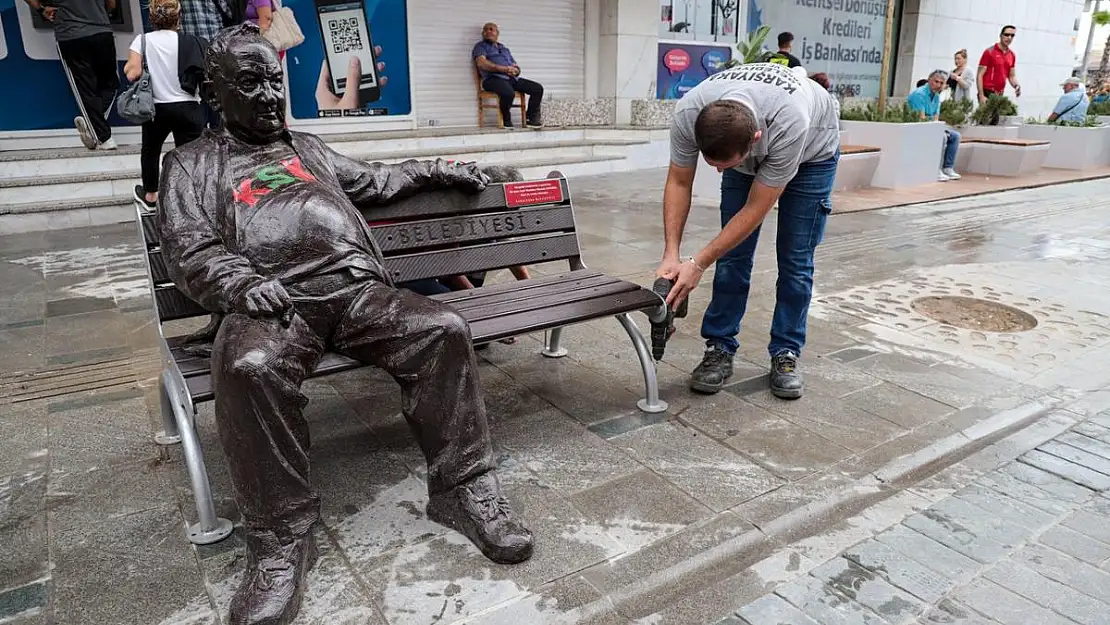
[0,0,1087,147]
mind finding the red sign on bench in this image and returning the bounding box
[503,179,565,208]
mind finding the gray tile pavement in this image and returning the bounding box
[3,172,1110,623]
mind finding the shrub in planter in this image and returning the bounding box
[723,25,771,68]
[1088,100,1110,116]
[1024,115,1101,127]
[940,98,973,127]
[971,93,1018,126]
[840,102,922,123]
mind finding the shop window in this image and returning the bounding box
[660,0,740,43]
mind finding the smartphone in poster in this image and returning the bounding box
[284,0,410,119]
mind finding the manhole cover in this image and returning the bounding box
[910,296,1038,333]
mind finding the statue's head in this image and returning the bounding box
[204,23,286,144]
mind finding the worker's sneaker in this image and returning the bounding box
[690,345,734,394]
[770,351,804,399]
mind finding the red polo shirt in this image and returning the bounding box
[978,44,1016,93]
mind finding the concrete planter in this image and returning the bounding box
[1017,124,1110,169]
[999,116,1025,126]
[959,125,1021,140]
[838,120,946,188]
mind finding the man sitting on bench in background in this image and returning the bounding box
[472,22,544,129]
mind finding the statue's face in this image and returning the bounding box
[215,40,286,144]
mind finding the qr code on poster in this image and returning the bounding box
[328,18,362,53]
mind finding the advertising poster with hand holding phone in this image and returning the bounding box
[283,0,410,119]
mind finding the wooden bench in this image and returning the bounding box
[137,173,668,545]
[475,66,526,128]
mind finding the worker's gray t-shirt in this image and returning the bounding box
[670,63,841,187]
[52,0,113,42]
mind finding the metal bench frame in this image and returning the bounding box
[136,172,668,545]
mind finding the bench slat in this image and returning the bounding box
[384,233,580,283]
[365,179,569,222]
[434,270,605,305]
[181,284,661,404]
[438,272,615,312]
[141,211,160,248]
[372,205,575,253]
[453,281,642,322]
[155,285,209,321]
[148,249,170,284]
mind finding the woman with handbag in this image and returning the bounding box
[245,0,303,58]
[123,0,205,208]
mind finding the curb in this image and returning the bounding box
[558,395,1067,624]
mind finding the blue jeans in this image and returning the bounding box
[943,128,961,169]
[700,153,838,358]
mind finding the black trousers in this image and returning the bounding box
[210,274,494,535]
[57,32,119,143]
[141,102,205,192]
[482,76,543,127]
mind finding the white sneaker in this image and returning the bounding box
[96,138,118,150]
[73,116,97,150]
[942,168,961,180]
[937,170,951,182]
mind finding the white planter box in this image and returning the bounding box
[833,151,881,192]
[1017,124,1110,169]
[999,116,1025,126]
[960,125,1021,140]
[965,141,1049,177]
[839,121,946,188]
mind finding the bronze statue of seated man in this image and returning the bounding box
[157,23,533,625]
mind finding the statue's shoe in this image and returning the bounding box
[427,471,535,564]
[229,529,317,625]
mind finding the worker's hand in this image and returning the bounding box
[654,256,682,281]
[665,260,704,310]
[1014,84,1022,97]
[239,279,294,325]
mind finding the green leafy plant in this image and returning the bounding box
[939,98,973,126]
[839,101,922,123]
[1024,115,1102,127]
[724,25,772,68]
[971,93,1018,125]
[1088,100,1110,116]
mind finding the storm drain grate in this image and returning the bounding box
[0,353,161,404]
[910,296,1038,333]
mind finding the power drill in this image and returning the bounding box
[646,277,688,361]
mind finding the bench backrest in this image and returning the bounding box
[137,174,583,324]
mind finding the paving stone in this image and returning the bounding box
[975,466,1084,515]
[849,353,1002,410]
[1072,422,1110,445]
[1058,431,1110,461]
[736,593,821,625]
[675,391,780,441]
[1038,440,1110,477]
[951,578,1077,625]
[951,484,1059,531]
[0,582,47,622]
[1060,509,1110,550]
[740,388,906,454]
[611,422,784,512]
[1019,450,1110,491]
[841,382,956,429]
[723,416,855,480]
[1012,543,1110,605]
[1000,460,1096,503]
[843,539,958,603]
[983,559,1110,625]
[1037,525,1110,566]
[633,568,766,625]
[902,510,1013,564]
[568,469,712,552]
[442,576,628,625]
[873,524,983,583]
[919,599,1000,625]
[810,557,926,622]
[774,574,890,625]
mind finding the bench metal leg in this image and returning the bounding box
[163,373,234,545]
[541,327,568,358]
[615,313,669,414]
[155,374,182,445]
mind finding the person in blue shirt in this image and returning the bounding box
[472,23,545,129]
[908,70,962,182]
[1047,77,1089,124]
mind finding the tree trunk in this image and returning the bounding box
[1098,32,1110,84]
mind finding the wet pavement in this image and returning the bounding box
[3,169,1110,624]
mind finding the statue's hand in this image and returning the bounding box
[448,162,490,192]
[238,279,294,325]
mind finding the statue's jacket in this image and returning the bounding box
[157,129,468,315]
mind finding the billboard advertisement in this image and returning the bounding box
[747,0,887,98]
[656,41,732,100]
[283,0,410,119]
[0,0,410,133]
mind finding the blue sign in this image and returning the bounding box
[656,41,732,100]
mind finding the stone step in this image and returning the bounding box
[0,153,629,235]
[0,139,638,207]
